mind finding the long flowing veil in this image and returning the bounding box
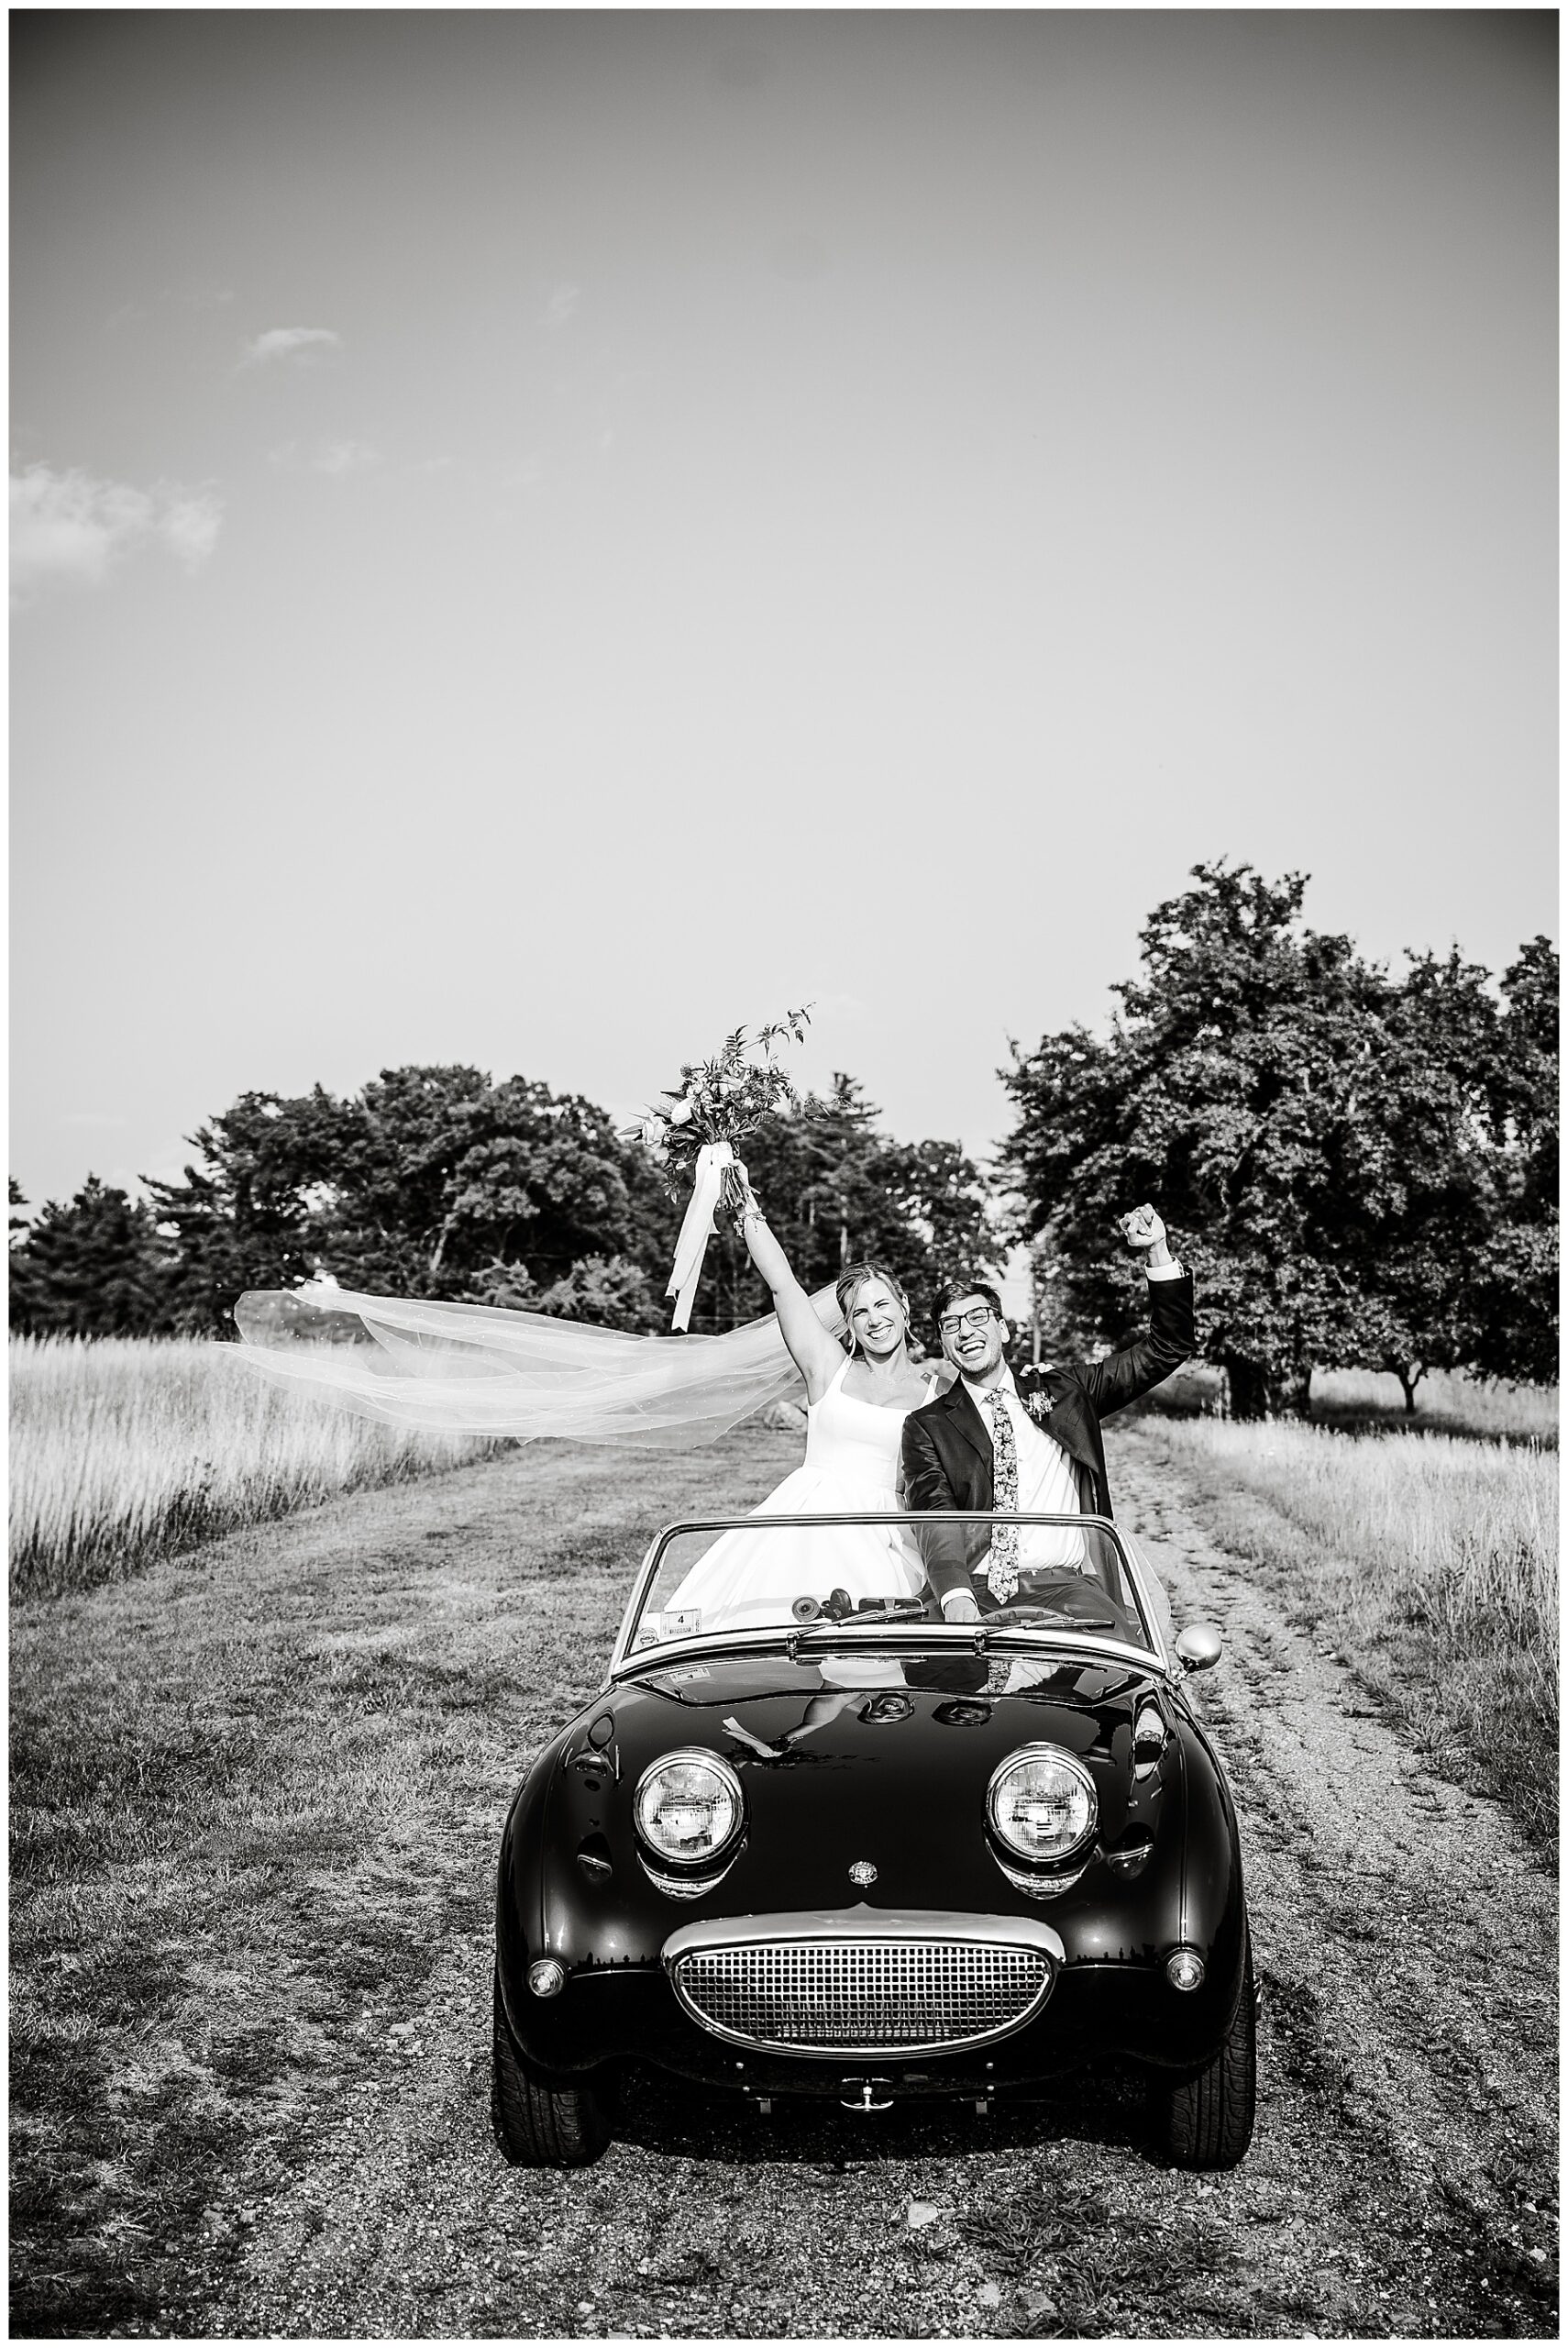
[230,1279,845,1448]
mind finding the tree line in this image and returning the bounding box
[10,867,1556,1417]
[7,1069,998,1345]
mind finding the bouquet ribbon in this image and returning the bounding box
[666,1141,734,1331]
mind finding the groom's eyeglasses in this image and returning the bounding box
[938,1305,997,1336]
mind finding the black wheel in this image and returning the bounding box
[1152,1930,1256,2170]
[491,1968,617,2167]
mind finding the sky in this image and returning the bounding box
[10,8,1558,1220]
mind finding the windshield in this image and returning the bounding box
[623,1512,1154,1659]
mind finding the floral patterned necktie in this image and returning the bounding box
[984,1387,1020,1603]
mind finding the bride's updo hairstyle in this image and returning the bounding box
[835,1261,914,1356]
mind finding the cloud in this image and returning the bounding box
[268,438,381,477]
[546,284,580,327]
[159,492,224,566]
[10,463,223,604]
[241,326,342,368]
[109,285,236,331]
[312,438,379,477]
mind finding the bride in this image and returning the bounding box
[657,1166,953,1628]
[231,1164,951,1618]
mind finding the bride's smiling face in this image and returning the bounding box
[848,1278,906,1357]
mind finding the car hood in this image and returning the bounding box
[543,1643,1179,1939]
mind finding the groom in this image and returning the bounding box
[900,1205,1194,1622]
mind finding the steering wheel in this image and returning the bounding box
[791,1593,929,1624]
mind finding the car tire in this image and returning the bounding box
[1152,1929,1256,2170]
[491,1969,617,2167]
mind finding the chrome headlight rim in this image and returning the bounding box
[986,1742,1099,1868]
[633,1745,745,1872]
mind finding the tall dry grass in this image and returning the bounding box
[1150,1360,1558,1444]
[10,1336,504,1595]
[1153,1413,1559,1843]
[1159,1416,1557,1651]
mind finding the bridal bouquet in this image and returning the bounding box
[630,1006,812,1328]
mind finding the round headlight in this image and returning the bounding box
[634,1748,744,1867]
[988,1745,1098,1865]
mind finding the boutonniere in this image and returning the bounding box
[1024,1391,1053,1427]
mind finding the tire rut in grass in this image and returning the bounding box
[1119,1431,1558,2336]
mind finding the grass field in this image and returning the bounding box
[9,1336,505,1596]
[10,1347,1560,2332]
[1141,1414,1559,1847]
[9,1429,805,2336]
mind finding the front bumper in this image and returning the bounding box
[499,1899,1246,2094]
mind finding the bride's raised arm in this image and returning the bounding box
[726,1165,845,1405]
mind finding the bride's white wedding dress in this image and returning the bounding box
[663,1356,937,1630]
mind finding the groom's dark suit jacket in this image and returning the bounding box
[900,1273,1195,1610]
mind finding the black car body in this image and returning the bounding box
[492,1512,1254,2169]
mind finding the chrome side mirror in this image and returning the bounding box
[1175,1623,1223,1675]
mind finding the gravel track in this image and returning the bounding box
[58,1432,1561,2340]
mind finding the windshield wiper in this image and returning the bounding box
[787,1599,930,1651]
[975,1609,1121,1644]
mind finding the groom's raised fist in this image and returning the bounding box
[1117,1204,1172,1268]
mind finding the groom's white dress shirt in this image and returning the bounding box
[960,1367,1079,1518]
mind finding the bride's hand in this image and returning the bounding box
[723,1160,761,1228]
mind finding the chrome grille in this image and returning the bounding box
[670,1936,1053,2053]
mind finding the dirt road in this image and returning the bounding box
[14,1427,1558,2339]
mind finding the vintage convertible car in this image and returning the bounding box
[492,1512,1254,2171]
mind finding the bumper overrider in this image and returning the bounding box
[498,1899,1247,2099]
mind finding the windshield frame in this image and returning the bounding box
[606,1512,1167,1681]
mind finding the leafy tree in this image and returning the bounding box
[1464,936,1559,1385]
[145,1087,356,1331]
[145,1067,684,1334]
[525,1254,662,1330]
[1001,863,1557,1416]
[303,1067,660,1298]
[1495,935,1559,1215]
[868,1134,1002,1305]
[9,1177,171,1336]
